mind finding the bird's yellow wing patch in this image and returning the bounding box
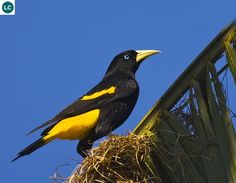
[81,86,116,100]
[43,109,100,141]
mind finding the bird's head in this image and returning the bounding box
[105,50,160,75]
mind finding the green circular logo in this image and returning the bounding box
[2,1,14,14]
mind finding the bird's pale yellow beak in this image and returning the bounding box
[136,50,161,62]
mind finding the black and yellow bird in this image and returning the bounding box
[12,50,160,162]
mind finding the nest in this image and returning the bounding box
[68,133,156,183]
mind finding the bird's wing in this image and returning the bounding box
[27,79,137,135]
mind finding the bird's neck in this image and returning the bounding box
[104,69,136,79]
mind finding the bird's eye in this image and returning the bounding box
[124,55,130,60]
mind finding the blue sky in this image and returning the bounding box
[1,1,236,182]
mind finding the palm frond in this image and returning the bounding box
[133,20,236,183]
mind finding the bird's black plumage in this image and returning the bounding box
[12,49,159,161]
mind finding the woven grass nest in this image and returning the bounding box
[68,133,156,183]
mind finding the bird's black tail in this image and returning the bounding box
[12,137,48,162]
